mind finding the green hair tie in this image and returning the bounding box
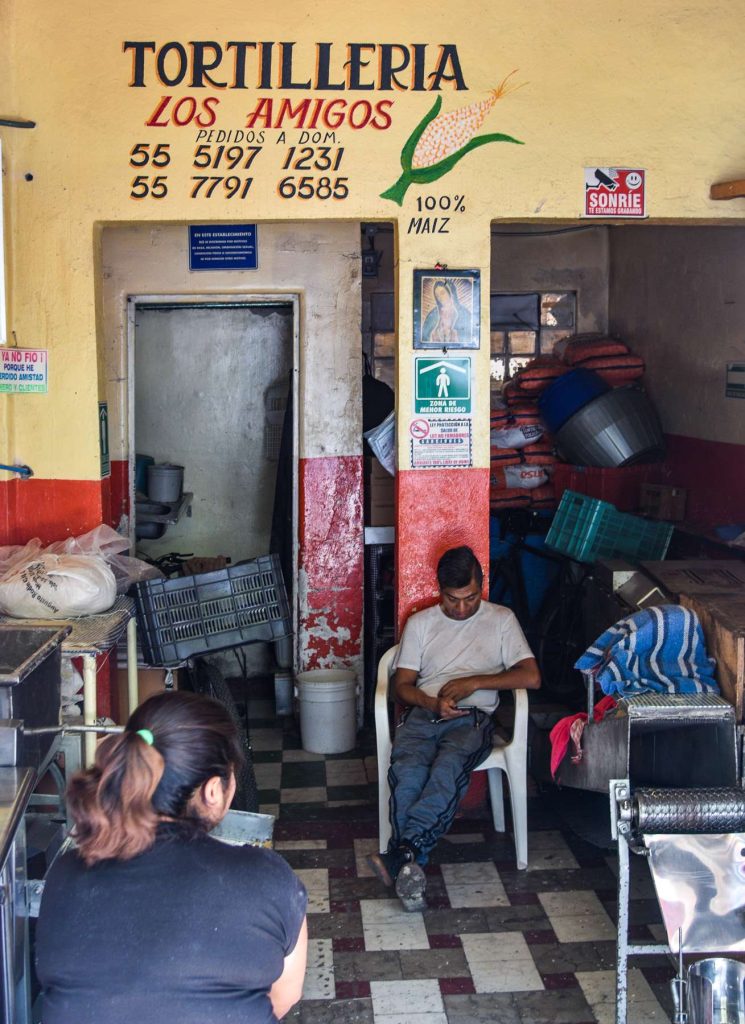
[136,728,155,746]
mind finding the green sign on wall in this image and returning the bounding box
[414,356,471,414]
[99,401,110,478]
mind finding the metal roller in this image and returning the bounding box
[633,787,745,834]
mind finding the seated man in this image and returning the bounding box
[368,545,540,911]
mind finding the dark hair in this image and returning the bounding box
[67,691,243,866]
[437,546,483,590]
[432,279,456,306]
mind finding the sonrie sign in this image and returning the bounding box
[584,168,646,218]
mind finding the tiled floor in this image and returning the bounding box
[246,696,675,1024]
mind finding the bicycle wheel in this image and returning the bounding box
[535,597,586,702]
[186,658,259,813]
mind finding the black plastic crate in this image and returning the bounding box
[134,554,292,666]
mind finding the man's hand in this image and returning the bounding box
[433,696,470,721]
[394,668,469,719]
[438,675,479,705]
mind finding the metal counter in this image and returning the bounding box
[0,767,35,1024]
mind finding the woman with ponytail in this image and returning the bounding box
[35,691,308,1024]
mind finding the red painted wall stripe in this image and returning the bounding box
[0,477,110,545]
[110,459,129,526]
[298,455,364,669]
[395,467,490,632]
[662,434,745,526]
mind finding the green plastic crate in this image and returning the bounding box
[545,489,673,563]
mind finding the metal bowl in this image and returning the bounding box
[555,386,665,467]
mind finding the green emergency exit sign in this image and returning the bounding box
[414,356,471,414]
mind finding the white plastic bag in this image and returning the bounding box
[61,661,84,716]
[363,411,395,476]
[0,524,161,596]
[0,553,117,618]
[47,523,162,592]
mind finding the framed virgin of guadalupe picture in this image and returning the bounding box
[413,269,481,350]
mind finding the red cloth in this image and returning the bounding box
[549,695,617,779]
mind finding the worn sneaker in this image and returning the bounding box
[395,862,427,912]
[366,844,414,887]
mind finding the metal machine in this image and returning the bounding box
[599,696,745,1024]
[0,625,122,1024]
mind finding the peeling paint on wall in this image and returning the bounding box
[298,456,364,677]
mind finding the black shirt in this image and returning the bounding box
[35,825,307,1024]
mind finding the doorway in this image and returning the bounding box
[127,295,299,665]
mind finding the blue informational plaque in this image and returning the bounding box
[188,224,258,271]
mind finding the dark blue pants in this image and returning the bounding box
[387,707,495,864]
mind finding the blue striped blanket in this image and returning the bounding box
[575,605,718,696]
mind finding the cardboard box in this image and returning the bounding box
[114,667,179,723]
[366,458,395,527]
[680,592,745,722]
[640,483,687,522]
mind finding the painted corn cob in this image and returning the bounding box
[380,72,525,206]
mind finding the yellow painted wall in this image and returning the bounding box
[100,222,361,462]
[2,0,745,479]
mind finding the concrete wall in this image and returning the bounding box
[609,226,745,523]
[133,303,293,560]
[609,226,745,444]
[491,226,609,334]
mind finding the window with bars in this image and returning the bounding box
[490,291,576,382]
[370,291,395,388]
[367,289,576,389]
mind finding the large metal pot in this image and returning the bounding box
[555,386,665,467]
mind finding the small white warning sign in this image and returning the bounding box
[410,416,472,469]
[584,167,646,218]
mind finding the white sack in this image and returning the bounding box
[503,465,549,490]
[490,423,544,449]
[0,553,117,618]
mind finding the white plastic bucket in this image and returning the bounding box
[295,669,357,754]
[147,463,184,503]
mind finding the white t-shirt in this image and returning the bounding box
[393,601,534,713]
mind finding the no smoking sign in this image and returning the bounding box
[409,418,430,439]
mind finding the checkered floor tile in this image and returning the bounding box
[244,697,674,1024]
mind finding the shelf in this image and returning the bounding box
[136,492,193,526]
[365,526,395,545]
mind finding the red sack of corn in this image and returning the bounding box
[510,403,543,425]
[522,443,558,467]
[579,353,645,385]
[490,402,545,449]
[561,337,630,366]
[489,446,523,467]
[513,357,567,395]
[530,483,558,509]
[489,487,532,510]
[490,405,511,428]
[502,380,524,406]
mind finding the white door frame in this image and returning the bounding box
[126,292,301,669]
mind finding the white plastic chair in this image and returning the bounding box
[374,645,529,869]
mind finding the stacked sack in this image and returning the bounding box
[490,358,562,510]
[489,335,647,512]
[554,334,645,386]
